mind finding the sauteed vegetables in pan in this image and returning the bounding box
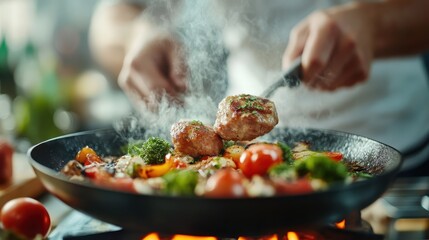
[61,94,371,197]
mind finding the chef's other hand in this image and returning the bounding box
[118,29,187,107]
[283,2,374,91]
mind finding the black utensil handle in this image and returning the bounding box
[261,56,302,98]
[283,56,302,88]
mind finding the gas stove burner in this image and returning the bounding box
[379,176,429,240]
[50,211,384,240]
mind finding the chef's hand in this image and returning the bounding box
[282,2,374,91]
[118,28,187,107]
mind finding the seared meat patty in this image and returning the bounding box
[171,120,223,157]
[214,94,278,141]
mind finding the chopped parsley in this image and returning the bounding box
[190,120,203,125]
[236,94,264,111]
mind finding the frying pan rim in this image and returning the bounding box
[27,127,403,201]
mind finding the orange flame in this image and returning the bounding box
[172,235,217,240]
[335,219,346,229]
[142,233,159,240]
[143,233,281,240]
[142,233,217,240]
[286,232,299,240]
[238,234,278,240]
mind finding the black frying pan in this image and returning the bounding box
[27,127,402,237]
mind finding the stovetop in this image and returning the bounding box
[381,177,429,219]
[43,177,429,240]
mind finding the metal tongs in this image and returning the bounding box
[260,57,302,98]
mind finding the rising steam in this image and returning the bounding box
[115,1,229,141]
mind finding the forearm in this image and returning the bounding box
[370,0,429,58]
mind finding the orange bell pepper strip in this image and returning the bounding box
[138,158,173,179]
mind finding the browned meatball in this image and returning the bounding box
[214,94,278,141]
[171,120,223,157]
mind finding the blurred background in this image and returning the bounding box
[1,0,429,154]
[0,0,133,152]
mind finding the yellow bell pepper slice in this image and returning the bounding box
[138,158,173,179]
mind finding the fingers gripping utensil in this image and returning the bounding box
[261,57,302,98]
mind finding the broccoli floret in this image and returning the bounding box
[162,170,199,196]
[295,155,348,183]
[276,141,293,164]
[129,137,171,165]
[268,162,296,180]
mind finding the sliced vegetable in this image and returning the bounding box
[323,151,343,161]
[93,176,136,193]
[138,157,173,179]
[209,156,236,169]
[162,170,199,196]
[223,145,245,166]
[272,178,313,195]
[204,168,247,198]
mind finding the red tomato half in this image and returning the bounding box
[239,144,283,178]
[0,198,51,239]
[204,168,248,198]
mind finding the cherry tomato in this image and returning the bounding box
[0,198,51,239]
[239,144,283,178]
[204,168,247,198]
[272,178,313,195]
